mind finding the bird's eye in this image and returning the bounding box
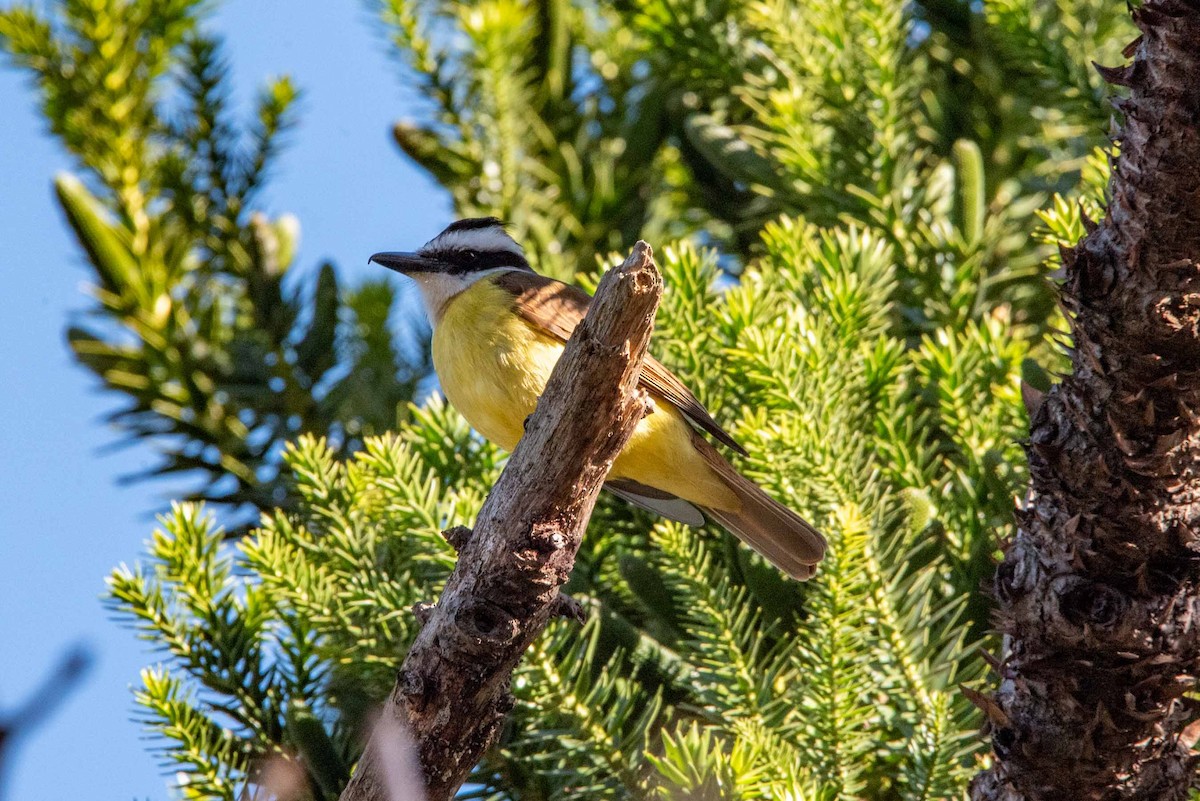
[465,250,478,260]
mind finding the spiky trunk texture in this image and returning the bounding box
[971,2,1200,799]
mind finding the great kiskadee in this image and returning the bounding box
[370,218,825,579]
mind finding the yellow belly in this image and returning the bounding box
[432,279,736,509]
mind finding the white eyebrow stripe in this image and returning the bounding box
[420,226,524,256]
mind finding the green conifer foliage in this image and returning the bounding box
[105,224,1033,799]
[1,0,1136,798]
[1,3,428,520]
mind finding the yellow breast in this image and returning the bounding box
[431,277,736,509]
[432,278,561,452]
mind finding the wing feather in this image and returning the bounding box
[605,479,706,526]
[494,270,747,454]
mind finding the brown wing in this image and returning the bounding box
[494,270,747,455]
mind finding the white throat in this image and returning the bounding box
[409,267,517,325]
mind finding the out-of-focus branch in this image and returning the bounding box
[339,242,663,801]
[0,645,92,800]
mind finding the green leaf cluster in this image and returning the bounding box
[1,0,1135,798]
[2,2,428,519]
[100,227,1028,798]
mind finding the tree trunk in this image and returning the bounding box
[337,243,662,801]
[971,2,1200,799]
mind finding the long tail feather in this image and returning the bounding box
[691,432,826,580]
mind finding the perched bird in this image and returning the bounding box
[370,218,825,579]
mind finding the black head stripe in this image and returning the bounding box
[428,247,530,274]
[426,217,529,273]
[472,250,529,271]
[443,217,506,233]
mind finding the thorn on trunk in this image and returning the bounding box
[1080,205,1098,233]
[551,593,588,625]
[1093,61,1134,87]
[1182,716,1200,749]
[1057,242,1077,271]
[961,684,1012,727]
[443,525,473,551]
[979,649,1003,675]
[1022,380,1046,418]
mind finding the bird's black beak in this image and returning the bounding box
[368,251,441,275]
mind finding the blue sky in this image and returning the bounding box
[0,2,448,797]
